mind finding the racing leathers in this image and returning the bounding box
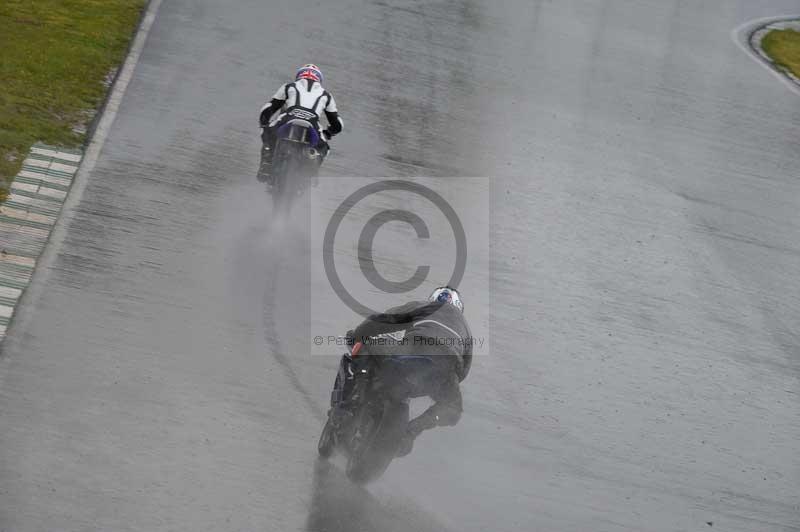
[332,300,473,455]
[257,78,343,181]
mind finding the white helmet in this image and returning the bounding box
[429,286,463,313]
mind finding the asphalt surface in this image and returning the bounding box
[2,1,800,531]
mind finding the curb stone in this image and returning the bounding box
[0,143,82,342]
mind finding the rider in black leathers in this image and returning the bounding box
[330,286,472,457]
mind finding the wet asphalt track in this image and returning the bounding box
[2,1,800,531]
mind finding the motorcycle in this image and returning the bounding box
[259,112,327,212]
[317,339,414,484]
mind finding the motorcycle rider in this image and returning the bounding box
[257,64,344,184]
[330,286,472,457]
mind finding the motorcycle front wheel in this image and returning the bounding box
[317,417,336,459]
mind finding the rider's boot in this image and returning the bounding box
[395,427,417,458]
[396,412,437,458]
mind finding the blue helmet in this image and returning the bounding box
[429,286,464,313]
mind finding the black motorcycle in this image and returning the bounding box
[317,340,412,484]
[260,115,326,212]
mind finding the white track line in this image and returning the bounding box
[70,0,164,206]
[37,0,164,251]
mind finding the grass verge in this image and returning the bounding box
[0,0,146,199]
[761,28,800,80]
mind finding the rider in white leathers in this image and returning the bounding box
[257,64,343,183]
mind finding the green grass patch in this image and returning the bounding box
[0,0,146,198]
[761,28,800,80]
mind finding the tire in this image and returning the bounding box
[317,417,336,459]
[256,145,272,183]
[269,142,292,211]
[345,402,409,484]
[271,142,308,216]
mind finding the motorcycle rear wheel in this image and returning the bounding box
[345,402,408,484]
